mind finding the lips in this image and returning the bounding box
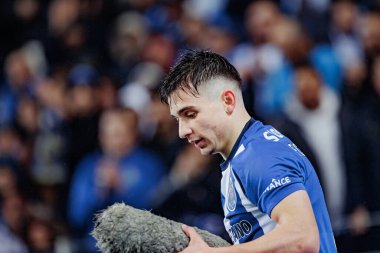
[192,138,204,149]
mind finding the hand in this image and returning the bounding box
[349,206,371,235]
[95,159,121,190]
[180,225,213,253]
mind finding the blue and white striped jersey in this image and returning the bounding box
[220,119,337,252]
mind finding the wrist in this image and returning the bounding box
[212,246,232,253]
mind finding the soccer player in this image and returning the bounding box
[159,50,337,253]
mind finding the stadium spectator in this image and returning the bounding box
[67,108,166,252]
[284,65,346,233]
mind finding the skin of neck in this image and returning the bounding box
[221,103,251,160]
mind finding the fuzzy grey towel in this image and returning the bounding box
[92,203,230,253]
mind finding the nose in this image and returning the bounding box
[178,120,192,139]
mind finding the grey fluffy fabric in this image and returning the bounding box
[92,203,230,253]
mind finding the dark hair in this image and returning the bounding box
[159,49,242,104]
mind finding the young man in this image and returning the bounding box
[159,50,337,253]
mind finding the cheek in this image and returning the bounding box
[194,103,226,139]
[212,125,225,142]
[197,119,223,141]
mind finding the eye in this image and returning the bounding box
[184,111,197,119]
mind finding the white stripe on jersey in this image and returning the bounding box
[231,165,277,234]
[221,166,232,216]
[223,215,235,243]
[222,167,240,244]
[235,145,245,157]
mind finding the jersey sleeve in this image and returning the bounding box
[238,144,308,217]
[256,160,306,216]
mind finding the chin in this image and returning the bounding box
[200,148,214,156]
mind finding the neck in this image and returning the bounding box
[221,110,251,160]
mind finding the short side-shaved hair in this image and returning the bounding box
[159,50,242,104]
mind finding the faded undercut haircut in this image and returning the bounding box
[159,49,242,104]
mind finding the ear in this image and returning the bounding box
[221,90,236,115]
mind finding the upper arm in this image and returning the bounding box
[271,190,320,250]
[271,190,316,226]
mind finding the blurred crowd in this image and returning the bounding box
[0,0,380,252]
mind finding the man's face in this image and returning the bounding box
[295,68,321,110]
[169,85,227,156]
[100,112,136,158]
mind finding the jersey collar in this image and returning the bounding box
[220,118,255,171]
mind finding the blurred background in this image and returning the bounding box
[0,0,380,252]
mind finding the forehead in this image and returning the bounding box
[168,86,211,116]
[167,77,233,116]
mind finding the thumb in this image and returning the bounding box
[181,225,202,241]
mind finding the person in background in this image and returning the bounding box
[65,63,100,177]
[67,107,166,252]
[153,144,227,239]
[284,65,346,234]
[342,54,380,252]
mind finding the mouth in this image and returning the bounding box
[190,138,205,149]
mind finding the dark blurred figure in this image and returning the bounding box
[27,217,55,253]
[94,73,118,111]
[153,144,228,240]
[341,54,380,252]
[0,162,31,253]
[44,0,106,68]
[65,63,100,177]
[284,65,346,234]
[229,1,284,118]
[143,0,184,45]
[230,1,283,81]
[141,34,176,72]
[0,49,38,127]
[26,202,70,253]
[14,96,39,168]
[329,0,365,93]
[143,93,185,169]
[360,12,380,59]
[29,75,69,231]
[106,11,150,85]
[358,11,380,97]
[0,127,32,182]
[197,17,238,58]
[0,193,29,253]
[68,108,166,252]
[279,0,330,42]
[255,16,342,118]
[0,0,46,72]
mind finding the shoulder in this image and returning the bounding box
[77,152,101,168]
[232,122,307,180]
[71,152,102,180]
[240,121,297,162]
[125,147,166,170]
[131,147,163,161]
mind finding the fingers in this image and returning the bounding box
[181,224,201,240]
[181,224,192,237]
[180,225,211,253]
